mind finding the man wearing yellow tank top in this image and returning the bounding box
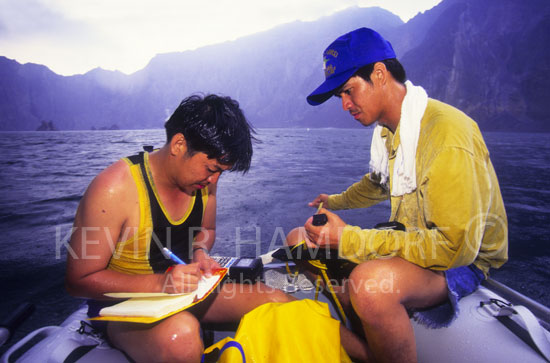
[65,94,291,362]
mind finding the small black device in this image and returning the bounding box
[373,221,406,231]
[211,256,263,283]
[312,213,328,226]
[271,244,338,261]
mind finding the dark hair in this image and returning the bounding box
[355,58,407,84]
[164,94,256,173]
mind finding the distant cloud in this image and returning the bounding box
[1,0,69,37]
[0,0,441,75]
[0,0,112,73]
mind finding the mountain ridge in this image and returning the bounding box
[0,0,548,131]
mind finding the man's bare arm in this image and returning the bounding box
[65,160,199,299]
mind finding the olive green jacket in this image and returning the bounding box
[328,99,508,276]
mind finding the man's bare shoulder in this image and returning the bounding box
[87,159,133,195]
[78,159,136,218]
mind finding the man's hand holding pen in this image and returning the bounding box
[163,263,201,294]
[308,193,329,208]
[192,247,221,277]
[161,246,219,294]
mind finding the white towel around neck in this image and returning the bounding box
[368,81,428,197]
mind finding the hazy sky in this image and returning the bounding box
[0,0,441,76]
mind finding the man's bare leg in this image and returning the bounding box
[108,311,203,363]
[348,257,448,363]
[199,282,292,323]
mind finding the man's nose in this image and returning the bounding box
[207,172,221,184]
[341,94,352,111]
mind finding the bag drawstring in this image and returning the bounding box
[285,240,348,324]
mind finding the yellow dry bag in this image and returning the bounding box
[202,299,351,363]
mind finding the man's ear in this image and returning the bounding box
[169,133,188,156]
[372,62,388,85]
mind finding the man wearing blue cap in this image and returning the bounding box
[287,28,508,362]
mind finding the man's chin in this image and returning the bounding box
[179,185,198,195]
[358,118,376,127]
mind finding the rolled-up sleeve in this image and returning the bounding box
[327,174,389,210]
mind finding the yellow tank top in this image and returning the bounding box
[107,152,208,275]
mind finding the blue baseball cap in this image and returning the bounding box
[306,27,396,106]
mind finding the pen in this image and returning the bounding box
[316,202,323,214]
[162,247,186,265]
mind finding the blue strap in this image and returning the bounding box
[201,340,246,363]
[219,341,246,362]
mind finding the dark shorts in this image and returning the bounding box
[410,264,485,328]
[86,299,118,334]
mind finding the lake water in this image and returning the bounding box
[0,128,549,353]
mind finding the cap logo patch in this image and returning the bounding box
[324,64,335,78]
[325,49,339,58]
[323,56,336,78]
[323,49,338,78]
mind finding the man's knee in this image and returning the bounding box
[348,259,403,315]
[285,227,306,247]
[109,311,203,363]
[267,285,295,303]
[248,282,295,304]
[154,312,203,362]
